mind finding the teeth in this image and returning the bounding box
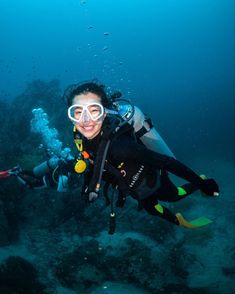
[83,126,93,131]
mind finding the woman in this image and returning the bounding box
[65,81,219,229]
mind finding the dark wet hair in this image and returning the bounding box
[63,81,110,107]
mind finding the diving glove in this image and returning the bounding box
[199,178,219,197]
[88,191,99,202]
[82,186,99,203]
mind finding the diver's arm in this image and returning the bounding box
[112,137,219,195]
[145,153,219,195]
[112,137,202,184]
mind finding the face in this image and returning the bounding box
[70,92,105,139]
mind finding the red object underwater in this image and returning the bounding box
[0,169,12,179]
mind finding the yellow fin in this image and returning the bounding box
[176,213,213,229]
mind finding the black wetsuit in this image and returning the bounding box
[82,127,207,226]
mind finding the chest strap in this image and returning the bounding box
[135,117,153,139]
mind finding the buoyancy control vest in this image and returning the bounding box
[72,102,174,234]
[73,101,174,200]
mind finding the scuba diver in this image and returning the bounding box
[1,87,175,195]
[0,81,220,232]
[0,107,78,193]
[64,81,220,232]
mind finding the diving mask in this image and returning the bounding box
[68,103,104,123]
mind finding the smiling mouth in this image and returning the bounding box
[82,126,94,131]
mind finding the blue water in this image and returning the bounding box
[0,0,234,293]
[1,0,234,157]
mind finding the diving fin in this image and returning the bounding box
[0,169,12,179]
[0,166,21,180]
[176,212,213,229]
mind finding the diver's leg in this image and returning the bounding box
[141,194,179,225]
[142,194,213,228]
[141,172,214,228]
[17,170,45,188]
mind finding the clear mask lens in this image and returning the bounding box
[68,103,104,123]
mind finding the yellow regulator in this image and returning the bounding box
[74,159,87,174]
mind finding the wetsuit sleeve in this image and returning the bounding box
[111,137,204,188]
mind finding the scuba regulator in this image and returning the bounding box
[107,91,135,127]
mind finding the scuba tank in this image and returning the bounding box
[130,106,175,158]
[33,156,60,177]
[33,151,74,192]
[32,157,63,190]
[57,175,69,192]
[107,96,175,158]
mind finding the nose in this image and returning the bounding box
[80,109,91,123]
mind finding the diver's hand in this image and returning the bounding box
[199,178,219,196]
[82,186,99,203]
[88,191,99,202]
[82,191,99,203]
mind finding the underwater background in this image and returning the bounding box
[0,0,234,293]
